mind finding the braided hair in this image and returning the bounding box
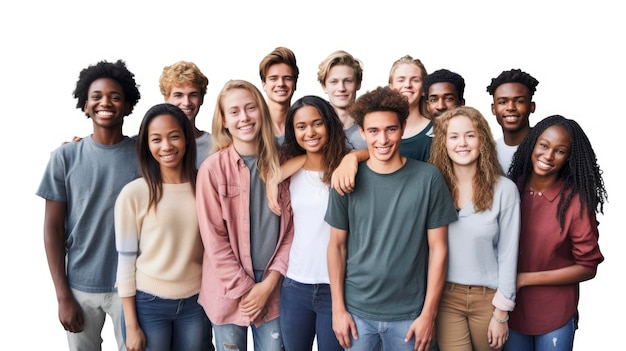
[508,115,607,229]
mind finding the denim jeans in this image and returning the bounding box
[213,318,283,351]
[279,277,342,351]
[348,314,438,351]
[212,270,283,351]
[504,314,577,351]
[67,288,125,351]
[122,291,210,351]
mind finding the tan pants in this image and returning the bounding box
[436,282,497,351]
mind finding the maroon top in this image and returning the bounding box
[509,179,604,335]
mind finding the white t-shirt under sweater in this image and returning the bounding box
[115,179,203,299]
[286,169,331,284]
[496,137,518,174]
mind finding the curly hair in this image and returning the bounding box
[486,68,539,97]
[349,86,409,128]
[211,80,280,183]
[422,68,465,100]
[159,61,209,98]
[508,115,607,229]
[73,59,141,117]
[136,103,197,212]
[259,47,299,84]
[280,95,350,185]
[429,106,501,211]
[317,50,364,86]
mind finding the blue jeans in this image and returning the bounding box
[213,318,283,351]
[122,291,211,351]
[212,270,283,351]
[504,314,577,351]
[279,277,342,351]
[347,314,439,351]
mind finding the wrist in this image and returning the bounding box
[492,311,509,323]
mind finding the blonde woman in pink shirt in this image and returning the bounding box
[196,79,294,351]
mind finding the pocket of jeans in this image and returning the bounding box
[135,290,159,303]
[282,277,295,288]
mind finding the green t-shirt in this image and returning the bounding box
[325,158,457,321]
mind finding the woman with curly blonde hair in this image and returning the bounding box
[429,106,520,351]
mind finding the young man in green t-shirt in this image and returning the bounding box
[325,86,457,351]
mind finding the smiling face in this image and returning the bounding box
[360,111,405,172]
[148,113,187,176]
[165,82,204,123]
[389,63,424,107]
[446,115,480,168]
[293,105,328,155]
[323,64,360,110]
[222,88,262,154]
[262,63,296,105]
[83,77,129,129]
[531,125,571,180]
[491,82,535,135]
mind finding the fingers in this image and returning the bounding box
[488,334,508,349]
[334,328,353,349]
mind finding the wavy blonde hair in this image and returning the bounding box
[211,80,280,183]
[429,106,502,211]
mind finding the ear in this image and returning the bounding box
[530,101,536,113]
[491,103,496,116]
[460,98,466,106]
[358,124,366,140]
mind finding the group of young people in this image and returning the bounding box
[37,46,607,351]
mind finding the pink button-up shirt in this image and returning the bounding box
[196,145,293,326]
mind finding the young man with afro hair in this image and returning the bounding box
[37,60,141,350]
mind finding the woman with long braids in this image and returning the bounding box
[504,115,607,351]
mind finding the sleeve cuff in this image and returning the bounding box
[492,289,515,311]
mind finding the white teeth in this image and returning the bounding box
[239,124,253,131]
[161,154,176,160]
[97,111,114,116]
[537,160,552,170]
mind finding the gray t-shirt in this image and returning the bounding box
[344,123,366,150]
[195,131,214,168]
[36,135,140,292]
[325,158,457,321]
[241,155,280,271]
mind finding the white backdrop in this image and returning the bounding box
[2,1,623,349]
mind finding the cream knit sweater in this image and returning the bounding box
[114,179,203,299]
